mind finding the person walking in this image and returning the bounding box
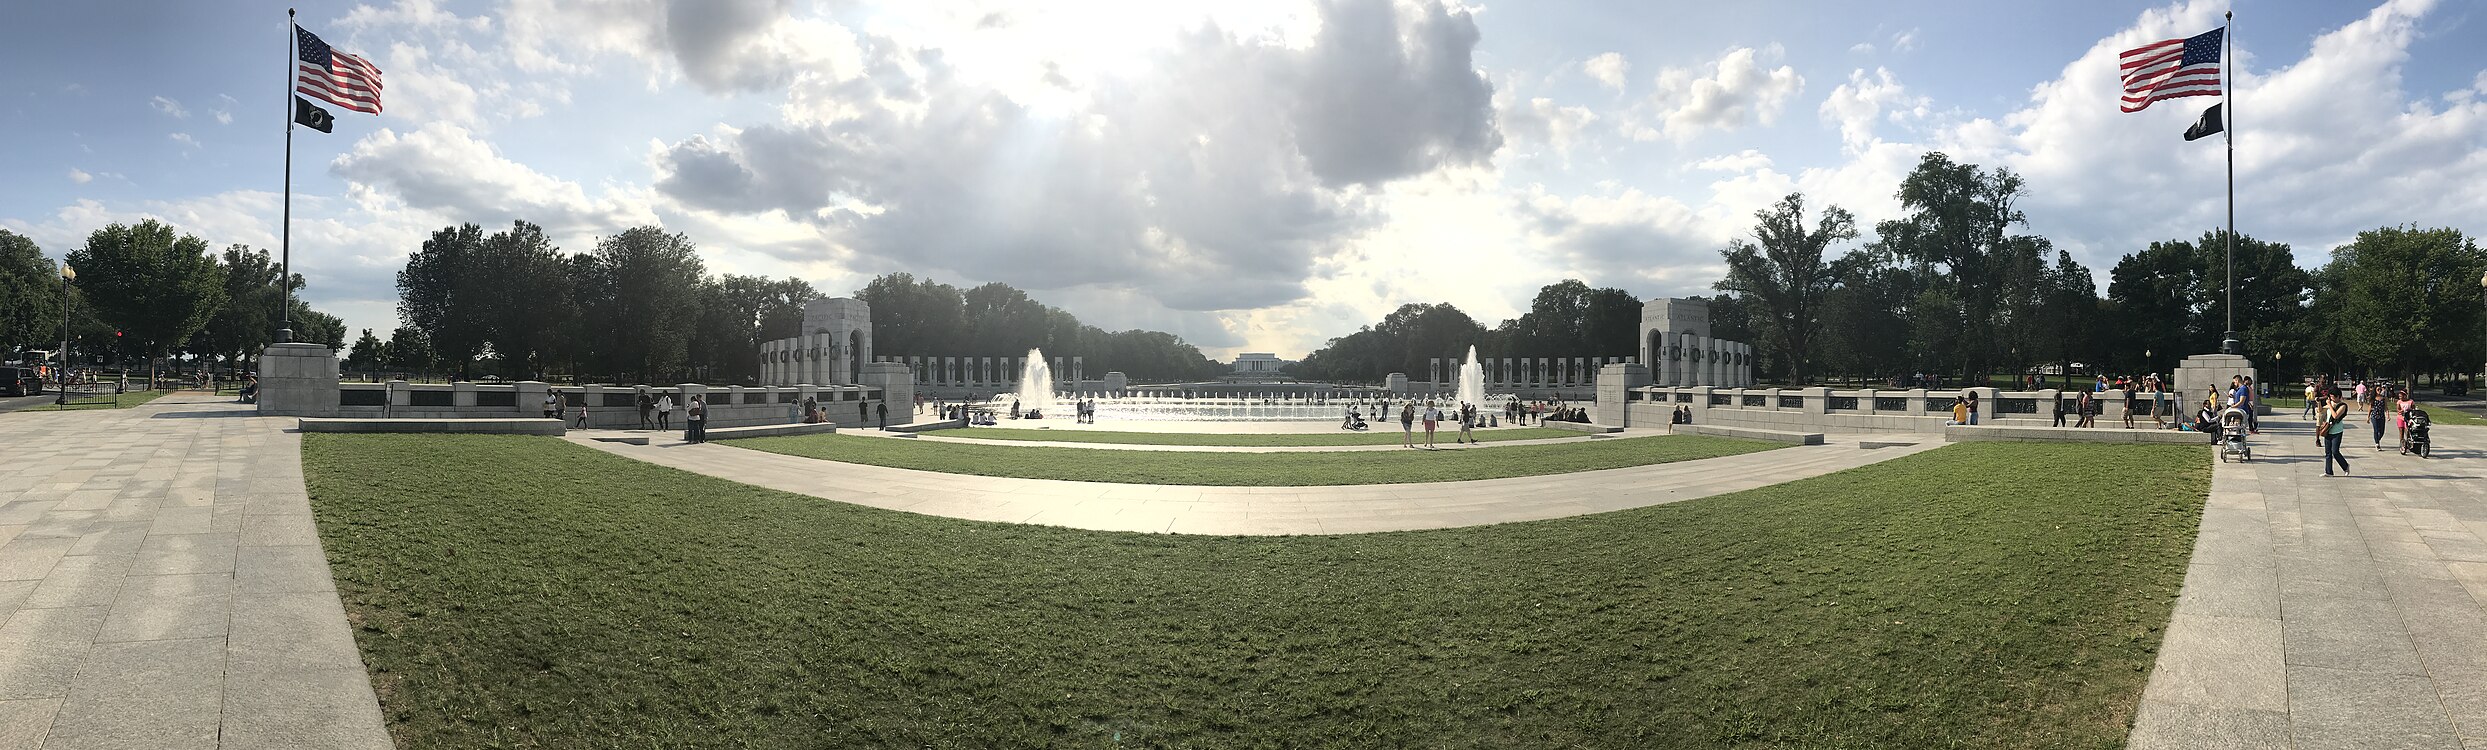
[1422,402,1441,449]
[2240,376,2261,434]
[2368,388,2390,450]
[876,401,888,429]
[2075,389,2095,428]
[2053,393,2070,427]
[2121,386,2138,429]
[656,393,675,430]
[637,392,654,429]
[2396,388,2417,454]
[1399,402,1416,448]
[2318,392,2352,476]
[685,394,707,443]
[2302,380,2319,419]
[574,401,590,429]
[1458,403,1476,444]
[2150,381,2168,429]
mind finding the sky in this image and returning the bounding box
[4,0,2485,361]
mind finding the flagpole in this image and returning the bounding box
[278,8,296,345]
[2221,10,2238,355]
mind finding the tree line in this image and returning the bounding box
[0,224,343,384]
[1289,279,1644,383]
[1291,151,2487,388]
[372,222,1229,384]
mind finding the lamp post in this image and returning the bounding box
[2478,271,2486,390]
[56,264,74,406]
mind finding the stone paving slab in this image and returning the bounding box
[0,394,389,750]
[569,430,1946,535]
[2128,421,2487,749]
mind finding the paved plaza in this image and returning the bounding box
[2128,418,2487,749]
[0,394,388,750]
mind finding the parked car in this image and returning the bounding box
[2,367,44,397]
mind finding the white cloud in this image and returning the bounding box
[212,94,236,125]
[1890,28,1919,53]
[331,122,659,237]
[168,132,199,149]
[67,169,92,184]
[150,95,188,119]
[1691,149,1773,172]
[1629,45,1804,142]
[1849,42,1874,55]
[1583,52,1629,92]
[1820,67,1928,152]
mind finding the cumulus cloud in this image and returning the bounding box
[331,123,658,236]
[651,0,1498,312]
[1820,67,1928,152]
[1629,46,1804,141]
[168,132,198,149]
[1691,149,1773,172]
[1583,52,1629,91]
[150,95,188,119]
[67,169,92,184]
[1514,186,1729,290]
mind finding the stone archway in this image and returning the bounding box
[848,330,864,387]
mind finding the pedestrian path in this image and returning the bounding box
[2127,418,2487,749]
[0,394,388,750]
[568,432,1945,535]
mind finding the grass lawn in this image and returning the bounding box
[931,426,1582,447]
[306,435,2207,749]
[20,389,173,411]
[725,433,1776,486]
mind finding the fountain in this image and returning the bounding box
[1010,348,1053,418]
[1453,345,1485,407]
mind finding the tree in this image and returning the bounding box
[0,230,64,354]
[1715,193,1858,385]
[477,221,571,379]
[2315,226,2487,381]
[195,245,300,375]
[856,273,968,356]
[289,301,345,351]
[384,325,435,373]
[1868,153,2037,382]
[398,224,493,379]
[580,226,705,382]
[66,220,228,384]
[345,329,385,371]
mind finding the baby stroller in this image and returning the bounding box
[2216,407,2252,462]
[2406,409,2432,458]
[1341,410,1369,431]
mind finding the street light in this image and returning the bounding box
[2478,271,2486,390]
[56,265,74,406]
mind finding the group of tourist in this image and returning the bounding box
[2307,376,2429,473]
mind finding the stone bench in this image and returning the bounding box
[1670,424,1826,445]
[296,418,565,435]
[1942,425,2220,444]
[704,422,840,440]
[1538,420,1623,434]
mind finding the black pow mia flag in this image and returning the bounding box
[293,95,335,134]
[2183,103,2224,142]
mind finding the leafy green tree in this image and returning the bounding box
[345,328,385,371]
[66,220,228,384]
[195,245,303,375]
[2315,226,2487,381]
[1,230,65,354]
[289,302,346,351]
[385,325,435,374]
[856,273,969,356]
[1715,193,1858,385]
[473,221,573,380]
[580,226,706,383]
[1868,153,2036,382]
[398,224,493,379]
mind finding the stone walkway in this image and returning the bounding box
[576,425,1630,453]
[2128,419,2487,749]
[0,394,388,750]
[569,432,1943,535]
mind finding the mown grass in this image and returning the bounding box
[306,435,2208,750]
[20,389,172,411]
[930,426,1580,447]
[726,433,1776,486]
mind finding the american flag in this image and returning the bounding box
[2119,27,2222,113]
[295,25,382,115]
